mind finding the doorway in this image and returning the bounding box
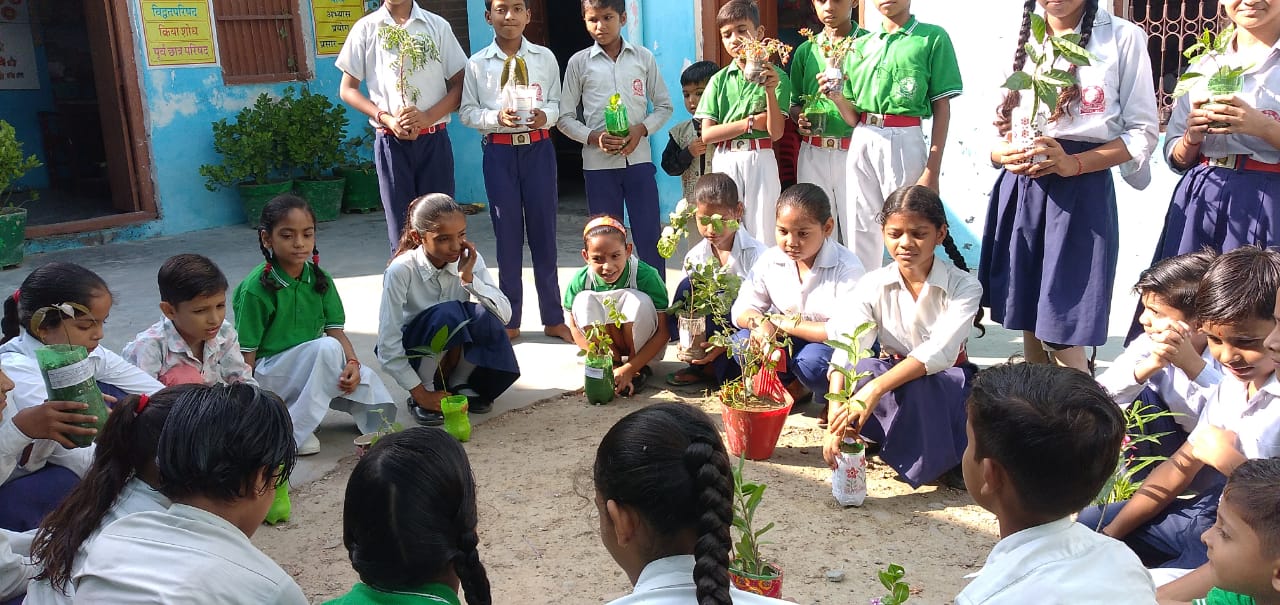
[525,0,594,199]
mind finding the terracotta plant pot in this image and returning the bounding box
[720,392,794,461]
[676,314,708,363]
[354,433,376,457]
[730,562,783,598]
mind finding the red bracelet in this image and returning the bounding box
[346,358,360,367]
[1073,154,1084,177]
[375,110,390,125]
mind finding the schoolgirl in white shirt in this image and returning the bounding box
[982,0,1159,370]
[377,194,518,427]
[732,183,865,404]
[823,185,983,489]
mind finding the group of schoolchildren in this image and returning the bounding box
[0,0,1278,602]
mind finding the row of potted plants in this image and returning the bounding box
[0,119,42,268]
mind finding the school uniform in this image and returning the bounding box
[731,240,865,400]
[694,63,794,247]
[558,40,674,273]
[1154,36,1280,261]
[122,318,257,387]
[790,29,869,244]
[24,477,169,605]
[324,582,461,605]
[827,260,980,487]
[0,527,32,604]
[956,517,1158,605]
[233,263,396,447]
[460,37,565,331]
[335,3,468,253]
[605,555,788,604]
[377,247,519,403]
[1193,588,1258,605]
[660,118,716,203]
[75,504,308,604]
[842,16,963,271]
[563,256,669,360]
[979,9,1159,348]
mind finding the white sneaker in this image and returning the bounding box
[298,434,321,456]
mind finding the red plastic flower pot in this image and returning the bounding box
[720,395,794,461]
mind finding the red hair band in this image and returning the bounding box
[136,394,150,413]
[10,289,18,302]
[583,216,626,238]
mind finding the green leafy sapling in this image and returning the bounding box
[1174,25,1248,98]
[404,319,472,392]
[709,313,796,408]
[377,24,440,107]
[657,198,744,259]
[1001,12,1097,122]
[1094,401,1180,508]
[669,257,742,320]
[730,455,777,578]
[870,564,910,605]
[824,321,878,413]
[580,296,625,360]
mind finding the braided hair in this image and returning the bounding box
[1049,0,1099,124]
[256,194,329,295]
[594,403,734,605]
[995,0,1098,133]
[879,185,986,337]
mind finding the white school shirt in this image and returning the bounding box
[1005,9,1159,189]
[0,528,33,602]
[334,3,468,127]
[0,331,161,482]
[826,260,981,375]
[377,247,510,392]
[682,227,767,282]
[460,38,562,134]
[1188,373,1280,460]
[956,517,1157,605]
[732,239,866,324]
[24,477,169,605]
[557,39,674,170]
[75,504,307,604]
[1165,35,1280,167]
[1095,333,1223,433]
[605,555,788,605]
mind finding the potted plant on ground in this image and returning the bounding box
[580,297,625,405]
[1175,24,1248,100]
[282,87,349,222]
[738,37,792,85]
[729,455,783,597]
[1001,13,1095,162]
[335,131,381,213]
[403,320,473,442]
[669,257,741,363]
[199,92,292,225]
[824,322,877,506]
[353,408,405,457]
[711,315,796,460]
[0,120,41,268]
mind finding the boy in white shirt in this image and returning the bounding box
[957,363,1157,605]
[460,0,573,344]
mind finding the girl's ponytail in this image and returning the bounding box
[1049,0,1098,123]
[310,246,330,295]
[684,435,733,605]
[995,0,1038,135]
[940,233,987,336]
[452,528,492,605]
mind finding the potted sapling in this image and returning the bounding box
[824,321,877,506]
[728,455,783,597]
[581,297,625,405]
[1001,12,1096,163]
[604,93,631,139]
[282,87,349,222]
[501,55,537,126]
[353,408,404,457]
[669,257,741,363]
[657,198,694,261]
[711,315,797,460]
[199,92,292,225]
[29,303,109,447]
[798,26,858,95]
[1092,401,1179,515]
[0,120,40,268]
[738,37,792,85]
[378,22,440,109]
[401,320,473,442]
[1175,25,1250,129]
[798,94,838,138]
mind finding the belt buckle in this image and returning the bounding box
[514,132,530,145]
[822,137,839,149]
[730,139,751,152]
[1210,155,1235,168]
[865,113,884,127]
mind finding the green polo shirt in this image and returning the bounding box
[323,582,461,605]
[693,62,793,140]
[233,262,345,359]
[789,28,869,139]
[1193,588,1256,605]
[563,260,669,312]
[843,15,962,117]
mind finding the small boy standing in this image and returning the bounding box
[661,60,719,204]
[1180,459,1280,605]
[558,0,674,275]
[957,363,1158,604]
[124,254,256,387]
[460,0,573,344]
[694,0,793,246]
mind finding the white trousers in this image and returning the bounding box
[571,290,663,362]
[797,142,851,243]
[712,147,781,246]
[845,124,927,271]
[255,336,395,446]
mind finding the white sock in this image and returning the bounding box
[448,356,477,389]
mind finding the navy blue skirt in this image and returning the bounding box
[979,140,1118,347]
[0,463,79,531]
[854,357,973,488]
[402,301,520,402]
[1152,162,1280,260]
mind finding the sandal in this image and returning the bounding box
[666,365,708,387]
[624,366,653,397]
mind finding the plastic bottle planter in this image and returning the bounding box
[35,344,108,447]
[604,94,631,138]
[831,437,867,507]
[441,394,472,442]
[584,355,616,405]
[264,479,291,525]
[821,59,843,95]
[802,95,836,138]
[676,314,709,363]
[1207,74,1244,130]
[509,85,538,126]
[1010,108,1049,165]
[743,58,767,85]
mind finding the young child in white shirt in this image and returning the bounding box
[377,194,518,426]
[124,254,256,388]
[956,363,1157,605]
[74,384,306,604]
[594,403,787,604]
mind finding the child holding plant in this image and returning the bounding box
[565,216,669,397]
[981,0,1159,371]
[695,0,792,246]
[377,194,518,426]
[821,185,982,489]
[1079,246,1280,571]
[666,174,766,387]
[593,403,786,605]
[956,363,1158,604]
[557,0,673,273]
[732,183,864,406]
[234,195,396,456]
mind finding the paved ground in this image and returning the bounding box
[0,184,1164,485]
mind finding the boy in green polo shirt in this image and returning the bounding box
[823,0,961,271]
[790,0,867,245]
[693,0,792,247]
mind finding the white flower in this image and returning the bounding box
[669,212,682,223]
[661,226,676,239]
[674,199,690,215]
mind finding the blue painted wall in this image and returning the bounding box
[2,42,56,190]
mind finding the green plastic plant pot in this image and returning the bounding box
[35,344,108,448]
[441,394,472,442]
[294,176,345,222]
[237,180,293,227]
[0,207,27,268]
[335,166,381,213]
[584,355,615,405]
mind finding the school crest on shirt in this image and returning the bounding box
[1080,86,1105,115]
[632,78,645,97]
[894,76,918,101]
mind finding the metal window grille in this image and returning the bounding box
[1114,0,1221,125]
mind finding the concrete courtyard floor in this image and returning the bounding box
[0,186,1164,487]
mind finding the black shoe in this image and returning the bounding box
[629,366,652,396]
[407,398,444,426]
[937,465,967,491]
[468,397,493,414]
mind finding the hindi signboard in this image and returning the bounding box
[140,1,217,67]
[313,0,363,56]
[0,0,38,90]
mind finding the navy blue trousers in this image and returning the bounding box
[666,276,739,383]
[402,301,520,403]
[0,463,79,531]
[1076,477,1224,569]
[375,129,456,254]
[483,137,563,328]
[584,163,665,276]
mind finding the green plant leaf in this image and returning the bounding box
[1061,32,1082,45]
[1033,80,1058,111]
[1183,42,1206,59]
[1041,68,1075,88]
[888,563,905,578]
[1029,12,1046,45]
[879,570,895,590]
[1025,42,1044,67]
[428,325,452,353]
[754,521,774,538]
[894,583,910,603]
[1172,72,1203,98]
[1002,71,1032,92]
[1050,37,1095,66]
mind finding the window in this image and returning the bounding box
[1114,0,1220,125]
[212,0,311,85]
[421,0,470,57]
